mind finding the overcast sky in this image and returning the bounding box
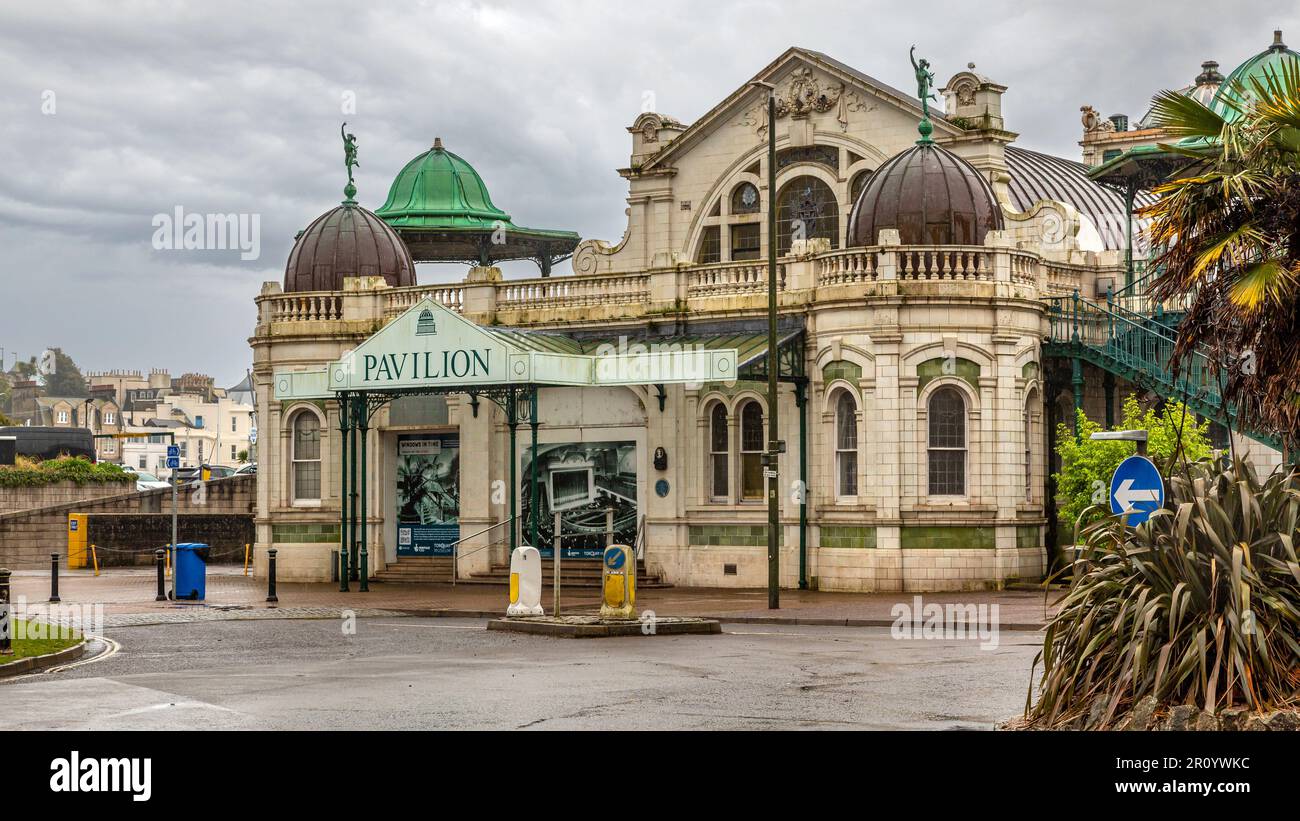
[0,0,1293,387]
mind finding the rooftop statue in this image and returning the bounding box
[910,46,938,143]
[341,123,359,201]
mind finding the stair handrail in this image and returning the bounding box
[633,513,647,561]
[450,515,518,585]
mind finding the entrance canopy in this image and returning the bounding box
[274,299,741,401]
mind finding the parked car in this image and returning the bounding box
[0,426,96,462]
[131,470,171,492]
[234,463,257,476]
[174,464,237,483]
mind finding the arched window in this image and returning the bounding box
[731,182,760,214]
[739,400,765,501]
[927,388,966,496]
[849,169,873,206]
[1024,396,1034,501]
[835,390,858,497]
[292,411,321,501]
[708,402,729,501]
[777,175,839,254]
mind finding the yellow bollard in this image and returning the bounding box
[91,544,99,577]
[165,545,171,578]
[243,543,251,576]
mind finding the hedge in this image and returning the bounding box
[0,457,135,489]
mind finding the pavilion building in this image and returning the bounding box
[252,42,1285,592]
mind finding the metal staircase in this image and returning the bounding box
[1043,291,1280,450]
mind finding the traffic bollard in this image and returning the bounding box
[266,548,279,604]
[155,549,167,602]
[0,567,12,656]
[49,552,61,604]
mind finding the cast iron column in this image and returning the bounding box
[796,381,808,590]
[358,394,369,592]
[765,87,780,609]
[348,396,359,582]
[337,393,350,592]
[508,390,518,553]
[529,387,539,550]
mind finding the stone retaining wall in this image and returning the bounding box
[0,480,133,516]
[0,475,254,568]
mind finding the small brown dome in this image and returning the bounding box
[848,142,1003,246]
[284,203,416,292]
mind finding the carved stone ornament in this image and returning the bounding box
[953,79,976,107]
[738,67,872,137]
[642,120,658,143]
[1080,105,1112,133]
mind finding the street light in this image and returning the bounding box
[751,79,780,610]
[1089,429,1148,455]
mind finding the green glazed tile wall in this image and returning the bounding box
[900,525,995,549]
[272,523,342,543]
[689,524,783,547]
[916,357,981,392]
[822,359,863,385]
[820,525,876,548]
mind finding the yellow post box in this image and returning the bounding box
[67,513,88,569]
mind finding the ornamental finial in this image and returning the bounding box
[910,45,937,144]
[341,123,359,203]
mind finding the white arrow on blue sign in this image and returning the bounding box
[167,445,180,458]
[1109,455,1165,526]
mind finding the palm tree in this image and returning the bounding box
[1142,59,1300,448]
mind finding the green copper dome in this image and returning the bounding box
[1210,30,1300,121]
[374,137,580,274]
[377,137,512,228]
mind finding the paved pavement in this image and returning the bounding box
[7,565,1062,629]
[0,617,1043,730]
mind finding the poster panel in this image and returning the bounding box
[396,433,459,556]
[519,441,637,559]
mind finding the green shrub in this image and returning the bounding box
[0,456,135,488]
[1053,396,1212,536]
[1027,455,1300,727]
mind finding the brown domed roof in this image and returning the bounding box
[284,203,416,292]
[848,142,1003,246]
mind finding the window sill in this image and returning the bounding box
[291,500,322,508]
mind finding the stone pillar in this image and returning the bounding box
[460,265,500,324]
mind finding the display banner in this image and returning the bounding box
[396,433,459,556]
[519,441,637,559]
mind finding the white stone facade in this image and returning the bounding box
[250,48,1158,591]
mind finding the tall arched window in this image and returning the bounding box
[777,175,839,254]
[927,388,966,496]
[739,400,765,501]
[292,411,322,502]
[835,390,858,497]
[709,402,729,501]
[1024,393,1036,501]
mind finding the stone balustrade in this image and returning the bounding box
[255,244,1103,332]
[497,272,649,310]
[687,260,786,296]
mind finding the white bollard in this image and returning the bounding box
[506,546,544,617]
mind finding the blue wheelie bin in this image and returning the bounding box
[173,543,210,600]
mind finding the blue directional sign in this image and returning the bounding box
[604,547,626,571]
[1109,455,1165,526]
[166,456,180,469]
[167,445,180,458]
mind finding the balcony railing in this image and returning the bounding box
[258,244,1098,328]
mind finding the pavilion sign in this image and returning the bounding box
[275,299,739,401]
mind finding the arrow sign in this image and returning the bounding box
[1109,455,1165,526]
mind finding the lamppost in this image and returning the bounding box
[751,79,780,610]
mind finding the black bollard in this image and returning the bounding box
[49,552,61,604]
[154,549,167,602]
[266,548,278,604]
[1,567,12,656]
